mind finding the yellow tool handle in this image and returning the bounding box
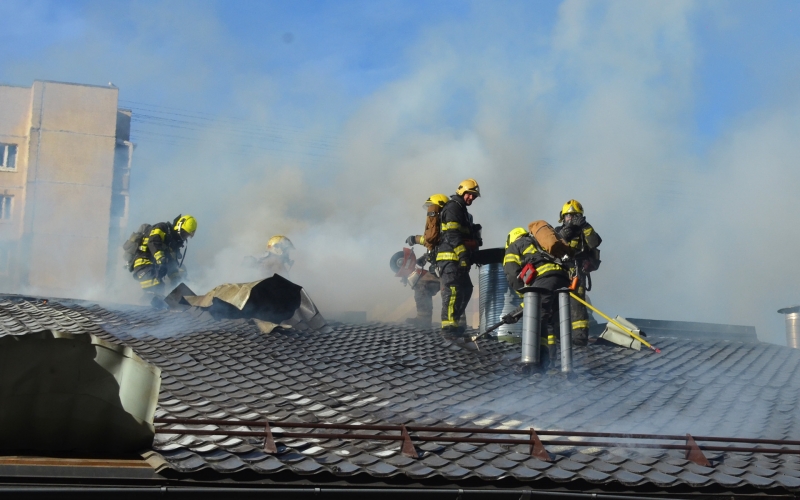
[568,292,656,350]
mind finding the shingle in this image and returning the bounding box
[4,297,800,494]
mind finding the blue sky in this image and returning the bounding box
[2,1,800,342]
[1,1,796,147]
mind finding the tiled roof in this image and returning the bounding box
[1,295,799,495]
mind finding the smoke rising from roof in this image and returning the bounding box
[1,1,799,343]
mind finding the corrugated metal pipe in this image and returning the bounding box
[778,305,800,349]
[478,263,522,338]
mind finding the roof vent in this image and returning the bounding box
[778,306,800,349]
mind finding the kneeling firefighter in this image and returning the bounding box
[404,194,449,328]
[125,214,197,303]
[262,235,295,277]
[555,200,602,346]
[436,179,482,334]
[503,224,571,367]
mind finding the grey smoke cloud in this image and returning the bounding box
[2,1,798,344]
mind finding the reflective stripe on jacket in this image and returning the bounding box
[503,233,565,291]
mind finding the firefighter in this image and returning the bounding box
[503,226,570,367]
[554,199,602,346]
[436,179,482,335]
[131,214,197,304]
[260,235,295,277]
[404,194,448,328]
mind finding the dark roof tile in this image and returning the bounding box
[328,461,361,476]
[678,470,713,487]
[578,468,612,483]
[545,468,577,482]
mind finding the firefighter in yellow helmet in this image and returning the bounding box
[403,194,448,328]
[259,235,295,277]
[554,200,602,346]
[129,214,197,305]
[436,179,482,335]
[503,226,570,367]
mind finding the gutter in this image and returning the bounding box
[0,486,694,499]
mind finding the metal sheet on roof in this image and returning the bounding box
[0,330,161,453]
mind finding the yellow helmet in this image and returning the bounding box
[266,235,294,255]
[558,199,584,223]
[455,178,481,197]
[506,227,528,248]
[423,193,449,208]
[174,215,197,239]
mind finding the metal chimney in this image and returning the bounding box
[478,263,522,339]
[777,306,800,349]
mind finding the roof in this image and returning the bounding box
[1,295,799,496]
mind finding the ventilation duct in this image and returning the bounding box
[778,306,800,349]
[478,263,522,339]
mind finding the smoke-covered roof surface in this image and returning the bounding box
[1,295,800,495]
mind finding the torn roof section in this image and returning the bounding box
[166,275,332,334]
[0,330,161,454]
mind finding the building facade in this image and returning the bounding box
[0,80,132,298]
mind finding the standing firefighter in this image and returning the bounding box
[555,200,602,346]
[125,214,197,304]
[404,194,448,328]
[503,224,571,367]
[436,179,482,335]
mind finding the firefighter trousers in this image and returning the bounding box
[132,264,166,298]
[413,272,440,323]
[531,273,570,353]
[570,285,589,346]
[438,262,473,329]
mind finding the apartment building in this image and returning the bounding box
[0,80,132,298]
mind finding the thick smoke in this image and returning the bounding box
[2,1,799,343]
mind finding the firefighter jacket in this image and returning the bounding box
[435,194,478,268]
[503,233,566,292]
[555,221,601,272]
[132,222,185,269]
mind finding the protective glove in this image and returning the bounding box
[502,307,523,324]
[560,224,576,239]
[571,214,586,227]
[156,265,168,279]
[406,235,418,246]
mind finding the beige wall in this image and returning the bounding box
[0,86,32,284]
[0,80,127,298]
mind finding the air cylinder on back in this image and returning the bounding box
[479,263,522,339]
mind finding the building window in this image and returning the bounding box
[0,144,17,171]
[0,195,11,219]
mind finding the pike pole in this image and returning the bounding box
[568,292,661,353]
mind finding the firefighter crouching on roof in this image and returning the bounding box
[555,200,602,346]
[261,235,295,277]
[436,179,482,335]
[404,194,448,328]
[503,226,570,368]
[130,215,197,302]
